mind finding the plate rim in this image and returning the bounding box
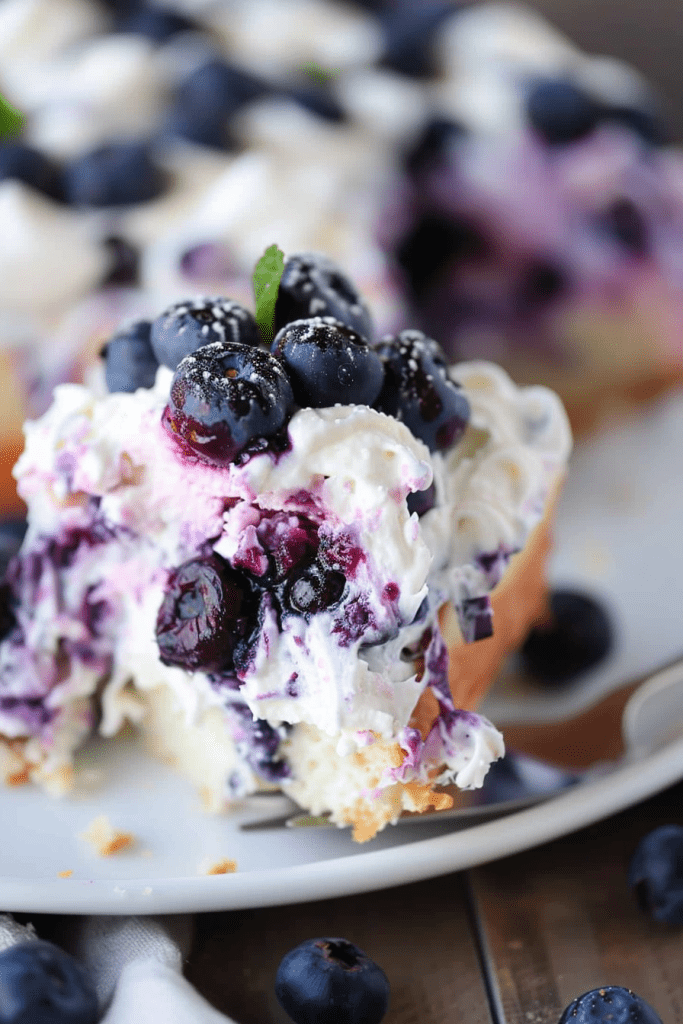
[1,733,681,914]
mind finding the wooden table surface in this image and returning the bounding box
[183,779,683,1024]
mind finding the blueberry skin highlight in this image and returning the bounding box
[274,253,373,341]
[272,317,384,409]
[165,340,294,466]
[0,940,98,1024]
[151,298,261,370]
[520,589,613,684]
[558,987,662,1024]
[103,320,158,393]
[629,824,683,925]
[275,938,390,1024]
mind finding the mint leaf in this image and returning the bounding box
[0,92,24,139]
[253,244,285,345]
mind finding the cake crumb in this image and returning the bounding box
[203,859,238,875]
[79,814,136,856]
[58,870,73,878]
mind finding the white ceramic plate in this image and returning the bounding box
[3,395,683,915]
[0,723,680,915]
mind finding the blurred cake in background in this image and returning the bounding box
[1,0,682,514]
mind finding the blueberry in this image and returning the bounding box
[0,143,65,202]
[285,85,346,123]
[230,702,289,783]
[407,482,436,517]
[165,341,294,466]
[598,199,649,256]
[62,142,166,207]
[167,60,268,150]
[101,235,140,287]
[275,938,390,1024]
[558,987,662,1024]
[380,3,457,77]
[156,555,257,672]
[603,103,669,146]
[272,317,384,409]
[375,329,470,451]
[0,939,98,1024]
[151,298,261,370]
[0,583,16,642]
[282,562,346,618]
[516,259,568,311]
[274,253,373,341]
[520,589,613,684]
[629,825,683,925]
[527,78,601,144]
[0,519,26,579]
[102,320,158,393]
[115,4,196,42]
[395,215,489,301]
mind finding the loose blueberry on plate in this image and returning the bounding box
[558,987,663,1024]
[0,939,98,1024]
[274,253,373,341]
[103,320,158,393]
[165,340,294,465]
[0,143,65,202]
[628,824,683,925]
[375,329,470,451]
[272,317,384,408]
[156,555,257,672]
[520,589,613,684]
[62,142,166,207]
[526,77,601,144]
[151,298,261,370]
[275,937,390,1024]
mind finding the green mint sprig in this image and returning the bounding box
[253,244,285,346]
[0,92,24,139]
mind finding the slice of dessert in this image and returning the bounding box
[0,251,571,839]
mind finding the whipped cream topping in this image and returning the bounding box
[4,357,569,811]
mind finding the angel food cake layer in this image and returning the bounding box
[0,254,571,840]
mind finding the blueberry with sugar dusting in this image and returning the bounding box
[103,320,158,393]
[151,298,260,370]
[275,937,390,1024]
[272,317,384,409]
[165,341,294,466]
[0,143,65,202]
[274,252,373,341]
[526,77,601,144]
[520,589,613,684]
[156,554,257,672]
[282,562,347,618]
[629,824,683,925]
[62,142,166,207]
[375,330,470,451]
[0,939,98,1024]
[558,987,662,1024]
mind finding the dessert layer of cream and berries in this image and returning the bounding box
[0,256,571,838]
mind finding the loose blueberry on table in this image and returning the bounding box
[628,824,683,925]
[520,589,613,684]
[275,937,390,1024]
[0,940,98,1024]
[558,986,663,1024]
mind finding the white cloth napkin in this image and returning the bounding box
[0,914,240,1024]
